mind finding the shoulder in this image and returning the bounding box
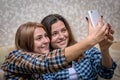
[85,47,101,58]
[85,47,100,54]
[86,47,99,52]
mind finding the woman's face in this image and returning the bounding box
[51,20,69,49]
[34,27,50,54]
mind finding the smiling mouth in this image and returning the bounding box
[40,45,49,50]
[58,40,66,45]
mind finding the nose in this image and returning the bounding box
[43,37,50,43]
[59,32,64,39]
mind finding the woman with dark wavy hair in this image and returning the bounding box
[41,14,117,80]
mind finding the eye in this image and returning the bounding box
[52,32,58,37]
[45,33,48,37]
[36,36,42,40]
[35,35,42,41]
[61,28,67,33]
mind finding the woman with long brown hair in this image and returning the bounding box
[41,14,117,80]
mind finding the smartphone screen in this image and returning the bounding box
[88,10,100,27]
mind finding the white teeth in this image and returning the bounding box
[41,46,47,48]
[39,45,48,49]
[42,45,47,47]
[39,47,48,50]
[58,41,65,44]
[58,40,64,43]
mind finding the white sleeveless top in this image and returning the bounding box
[68,67,79,80]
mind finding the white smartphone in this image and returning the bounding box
[88,10,100,27]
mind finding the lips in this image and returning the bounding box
[40,45,49,50]
[57,40,66,45]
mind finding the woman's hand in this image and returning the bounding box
[86,16,108,45]
[99,24,114,68]
[86,16,114,68]
[99,24,114,50]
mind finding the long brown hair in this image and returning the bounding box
[41,14,77,50]
[15,22,47,52]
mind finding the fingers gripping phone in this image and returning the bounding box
[88,10,100,27]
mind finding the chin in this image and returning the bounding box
[60,45,67,49]
[44,50,49,53]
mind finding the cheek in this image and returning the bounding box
[64,32,69,41]
[51,40,55,46]
[34,41,41,49]
[66,32,69,37]
[51,38,58,48]
[34,42,38,51]
[47,38,50,43]
[51,36,57,43]
[34,41,43,53]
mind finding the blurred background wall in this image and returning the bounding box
[0,0,120,47]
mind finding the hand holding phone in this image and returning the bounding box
[88,10,101,27]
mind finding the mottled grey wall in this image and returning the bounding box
[0,0,120,46]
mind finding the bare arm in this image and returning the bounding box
[99,25,114,68]
[65,17,108,62]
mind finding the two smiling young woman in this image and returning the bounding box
[1,14,116,80]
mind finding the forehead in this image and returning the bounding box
[51,20,66,31]
[34,27,46,35]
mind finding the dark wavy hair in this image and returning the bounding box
[41,14,77,50]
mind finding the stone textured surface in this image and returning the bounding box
[0,0,120,46]
[0,0,120,80]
